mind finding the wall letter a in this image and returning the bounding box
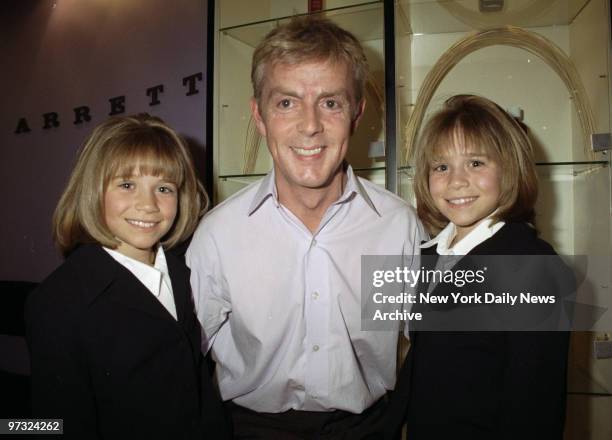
[15,118,31,134]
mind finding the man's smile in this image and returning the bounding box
[291,146,325,157]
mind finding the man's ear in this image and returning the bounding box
[350,98,366,134]
[250,97,267,137]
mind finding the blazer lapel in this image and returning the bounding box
[81,246,178,322]
[165,254,190,325]
[105,271,175,322]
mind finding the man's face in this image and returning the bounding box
[251,59,364,199]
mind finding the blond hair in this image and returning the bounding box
[413,94,538,235]
[53,114,207,256]
[251,15,368,109]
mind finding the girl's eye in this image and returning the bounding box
[119,182,134,189]
[158,185,175,194]
[432,164,447,172]
[470,160,484,167]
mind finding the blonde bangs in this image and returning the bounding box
[103,138,185,188]
[426,116,503,166]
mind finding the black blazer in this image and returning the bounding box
[382,223,571,440]
[26,245,231,440]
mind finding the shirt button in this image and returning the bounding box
[311,239,317,247]
[312,291,319,300]
[313,345,320,352]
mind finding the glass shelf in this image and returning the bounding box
[219,161,610,203]
[220,161,609,180]
[221,1,384,47]
[219,0,383,29]
[398,161,609,177]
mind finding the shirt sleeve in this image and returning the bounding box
[185,224,232,353]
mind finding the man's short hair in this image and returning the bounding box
[251,15,369,107]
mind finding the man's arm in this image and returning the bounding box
[186,225,232,352]
[402,217,428,338]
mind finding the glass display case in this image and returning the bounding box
[212,0,611,437]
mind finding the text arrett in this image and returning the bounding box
[14,73,203,134]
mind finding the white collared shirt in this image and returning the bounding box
[421,217,505,256]
[186,165,424,413]
[104,246,177,320]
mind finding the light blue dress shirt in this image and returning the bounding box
[186,166,424,413]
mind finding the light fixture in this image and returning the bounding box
[479,0,504,13]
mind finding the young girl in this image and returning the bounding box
[385,95,571,439]
[26,114,231,439]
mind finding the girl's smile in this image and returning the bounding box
[446,196,478,206]
[125,219,160,228]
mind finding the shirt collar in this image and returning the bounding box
[103,246,169,297]
[420,216,505,255]
[247,164,380,216]
[248,169,278,215]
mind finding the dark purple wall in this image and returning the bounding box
[0,0,209,281]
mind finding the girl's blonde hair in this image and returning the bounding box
[413,94,538,235]
[53,113,208,256]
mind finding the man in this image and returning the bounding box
[187,15,423,439]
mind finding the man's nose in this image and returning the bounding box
[297,105,323,136]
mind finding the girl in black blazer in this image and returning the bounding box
[383,95,572,439]
[26,114,231,439]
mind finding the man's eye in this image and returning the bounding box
[278,99,292,109]
[324,99,338,109]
